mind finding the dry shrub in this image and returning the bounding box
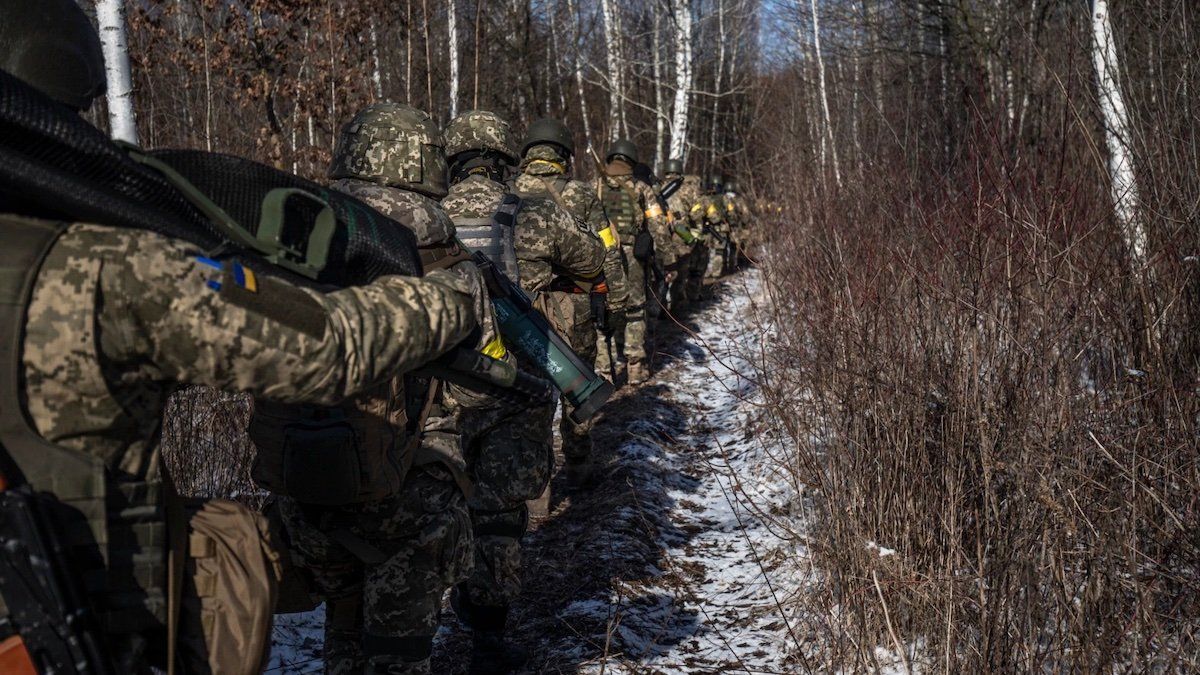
[753,127,1200,671]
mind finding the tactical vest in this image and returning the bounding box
[601,180,640,245]
[453,192,523,284]
[0,216,167,634]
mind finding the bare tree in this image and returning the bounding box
[96,0,138,143]
[669,0,694,161]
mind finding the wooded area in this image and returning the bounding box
[99,0,1197,670]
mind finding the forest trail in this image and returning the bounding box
[270,268,812,673]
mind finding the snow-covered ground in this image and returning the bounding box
[266,269,822,673]
[540,269,816,673]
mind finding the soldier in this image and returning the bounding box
[0,4,479,672]
[257,103,485,675]
[722,179,746,274]
[684,172,711,303]
[661,158,700,314]
[595,140,675,383]
[701,174,732,281]
[510,119,618,483]
[439,110,604,672]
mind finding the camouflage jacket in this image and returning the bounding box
[19,220,477,481]
[599,170,676,269]
[446,174,605,298]
[663,173,701,258]
[512,160,629,310]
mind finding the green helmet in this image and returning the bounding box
[606,139,639,165]
[445,110,517,163]
[522,118,575,158]
[724,180,739,193]
[662,158,684,176]
[329,103,448,199]
[705,175,725,193]
[0,0,106,110]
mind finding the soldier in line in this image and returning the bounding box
[701,174,732,283]
[596,140,675,384]
[254,103,489,675]
[661,158,701,315]
[440,110,605,671]
[510,119,622,485]
[0,4,480,672]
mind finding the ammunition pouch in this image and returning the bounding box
[249,384,410,506]
[632,227,655,263]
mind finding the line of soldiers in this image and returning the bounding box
[0,1,752,674]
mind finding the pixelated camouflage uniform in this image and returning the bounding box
[441,172,605,633]
[512,145,624,454]
[682,176,711,301]
[596,163,675,377]
[271,179,492,675]
[262,103,481,675]
[697,192,729,280]
[662,171,700,313]
[9,217,476,670]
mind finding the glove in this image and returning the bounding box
[590,291,609,335]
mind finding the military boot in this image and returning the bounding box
[628,361,649,385]
[565,458,596,489]
[469,630,529,674]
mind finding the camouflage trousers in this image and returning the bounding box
[550,291,599,464]
[617,244,649,365]
[667,253,692,315]
[707,240,726,279]
[453,398,554,628]
[279,466,471,675]
[687,245,711,301]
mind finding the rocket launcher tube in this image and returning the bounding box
[470,251,614,423]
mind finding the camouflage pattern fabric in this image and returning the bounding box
[328,103,448,199]
[20,221,477,480]
[444,110,517,161]
[441,174,602,621]
[278,466,471,675]
[663,172,701,313]
[514,145,628,311]
[699,193,730,279]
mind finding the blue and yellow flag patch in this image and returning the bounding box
[196,256,258,293]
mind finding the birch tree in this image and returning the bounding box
[97,0,139,144]
[1090,0,1149,269]
[808,0,841,187]
[600,0,625,141]
[448,0,460,117]
[668,0,694,161]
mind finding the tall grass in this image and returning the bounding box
[751,120,1199,670]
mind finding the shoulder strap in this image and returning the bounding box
[537,177,573,216]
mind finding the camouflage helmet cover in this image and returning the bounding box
[522,118,575,158]
[606,139,639,165]
[662,158,684,175]
[0,0,106,110]
[329,102,449,199]
[445,110,517,163]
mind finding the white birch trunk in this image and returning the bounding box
[370,18,384,100]
[668,0,693,161]
[600,0,624,142]
[448,0,460,117]
[567,0,594,158]
[96,0,138,144]
[1091,0,1148,268]
[808,0,842,187]
[653,10,665,170]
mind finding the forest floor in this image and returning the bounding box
[269,267,815,674]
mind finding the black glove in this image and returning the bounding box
[590,291,609,335]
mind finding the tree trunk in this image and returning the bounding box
[669,0,693,162]
[808,0,842,187]
[601,0,624,142]
[653,9,665,170]
[567,0,595,159]
[97,0,139,144]
[1091,0,1149,269]
[448,0,460,117]
[709,0,726,168]
[370,17,384,100]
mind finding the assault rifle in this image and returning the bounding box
[0,459,113,675]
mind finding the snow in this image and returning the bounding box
[549,269,819,673]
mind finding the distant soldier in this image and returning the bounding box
[722,179,746,273]
[510,118,615,484]
[661,158,700,313]
[255,103,479,675]
[441,110,604,671]
[684,172,710,302]
[0,5,479,672]
[597,140,675,383]
[701,174,732,281]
